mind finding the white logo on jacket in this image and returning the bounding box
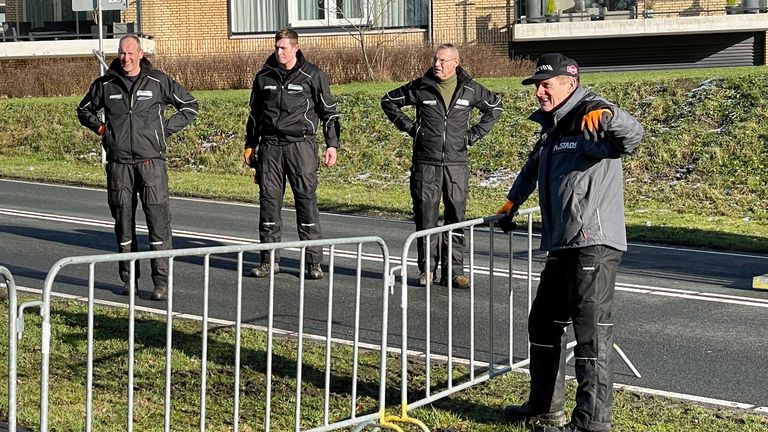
[553,141,578,152]
[136,90,153,101]
[287,84,303,93]
[109,94,122,100]
[423,100,437,106]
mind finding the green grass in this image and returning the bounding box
[2,296,767,431]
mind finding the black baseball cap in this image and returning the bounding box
[521,53,580,85]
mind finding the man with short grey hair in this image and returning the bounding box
[77,35,198,301]
[500,53,643,432]
[381,43,503,289]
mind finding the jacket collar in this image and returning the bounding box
[529,85,589,129]
[422,65,472,88]
[264,49,307,73]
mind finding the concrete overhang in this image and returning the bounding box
[512,15,768,41]
[0,37,156,59]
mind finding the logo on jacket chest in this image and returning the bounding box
[552,141,579,152]
[136,90,153,101]
[287,83,304,93]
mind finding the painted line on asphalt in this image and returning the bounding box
[3,207,768,309]
[7,282,767,417]
[5,178,768,261]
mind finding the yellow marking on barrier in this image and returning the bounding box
[754,274,768,290]
[380,403,430,432]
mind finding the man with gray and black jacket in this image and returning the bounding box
[500,54,643,432]
[77,35,198,301]
[381,43,502,289]
[244,28,340,280]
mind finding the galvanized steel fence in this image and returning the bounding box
[3,206,638,431]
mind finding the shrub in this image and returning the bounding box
[0,46,535,97]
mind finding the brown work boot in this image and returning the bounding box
[417,272,434,287]
[504,402,566,427]
[451,275,470,289]
[120,280,139,296]
[307,263,324,280]
[251,263,279,278]
[151,285,168,301]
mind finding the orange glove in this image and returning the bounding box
[243,147,256,167]
[581,108,613,142]
[496,200,517,233]
[97,123,106,136]
[497,199,515,215]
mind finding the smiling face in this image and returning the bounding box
[275,37,300,70]
[433,47,459,81]
[534,75,577,112]
[118,37,144,77]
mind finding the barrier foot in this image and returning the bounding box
[613,343,642,378]
[753,274,768,290]
[351,419,405,432]
[382,414,430,432]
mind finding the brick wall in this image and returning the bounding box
[431,0,513,56]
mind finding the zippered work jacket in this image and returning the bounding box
[381,67,503,166]
[245,51,340,149]
[77,58,199,163]
[506,86,644,252]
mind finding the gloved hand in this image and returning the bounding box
[243,147,256,168]
[496,199,517,233]
[581,108,613,142]
[97,123,106,136]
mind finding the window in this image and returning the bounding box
[230,0,428,34]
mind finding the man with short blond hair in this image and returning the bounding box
[244,28,340,280]
[77,35,198,301]
[381,43,503,289]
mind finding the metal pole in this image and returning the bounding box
[97,1,107,166]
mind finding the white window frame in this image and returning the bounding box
[288,0,369,28]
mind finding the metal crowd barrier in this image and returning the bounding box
[385,207,640,429]
[7,237,393,432]
[5,208,639,431]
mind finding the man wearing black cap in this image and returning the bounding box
[499,53,643,432]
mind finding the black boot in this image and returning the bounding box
[504,401,566,426]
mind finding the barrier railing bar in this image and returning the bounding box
[165,258,175,432]
[508,230,514,370]
[3,267,19,432]
[425,233,432,397]
[200,254,211,432]
[447,229,454,390]
[265,249,276,431]
[127,260,137,432]
[233,253,243,432]
[469,226,476,381]
[351,243,362,418]
[323,246,335,426]
[295,247,307,432]
[489,221,496,374]
[86,263,95,432]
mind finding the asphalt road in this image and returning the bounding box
[2,178,767,412]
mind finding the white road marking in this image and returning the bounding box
[2,207,768,309]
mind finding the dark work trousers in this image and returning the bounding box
[256,139,322,265]
[527,245,623,432]
[106,159,172,288]
[410,163,468,279]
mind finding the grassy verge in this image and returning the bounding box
[2,296,767,431]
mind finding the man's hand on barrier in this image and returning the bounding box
[496,199,518,233]
[581,108,613,142]
[243,147,256,167]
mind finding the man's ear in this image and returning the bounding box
[138,50,145,60]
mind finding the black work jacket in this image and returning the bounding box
[77,58,199,163]
[381,67,503,165]
[245,50,340,148]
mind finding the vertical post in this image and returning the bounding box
[97,0,107,166]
